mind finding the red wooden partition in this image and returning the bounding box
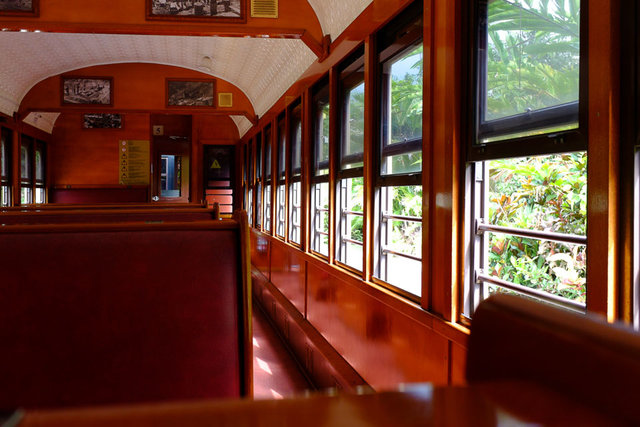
[0,207,216,225]
[0,213,251,410]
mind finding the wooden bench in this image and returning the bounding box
[1,202,206,211]
[466,294,640,423]
[0,212,251,410]
[0,207,218,225]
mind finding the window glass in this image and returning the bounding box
[256,133,262,179]
[1,134,6,179]
[341,82,365,169]
[290,105,302,177]
[35,148,44,182]
[21,143,31,181]
[314,96,330,176]
[381,43,423,176]
[277,118,286,181]
[479,0,580,141]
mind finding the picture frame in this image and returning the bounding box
[62,76,113,106]
[146,0,246,24]
[166,78,216,108]
[82,113,123,129]
[0,0,39,17]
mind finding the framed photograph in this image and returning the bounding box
[146,0,245,23]
[0,0,39,16]
[83,113,123,129]
[62,77,113,106]
[167,79,216,108]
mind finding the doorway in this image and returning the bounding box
[151,114,191,203]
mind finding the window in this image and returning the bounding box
[311,79,330,257]
[244,140,253,225]
[275,115,287,238]
[465,0,586,316]
[263,125,273,233]
[20,136,33,204]
[34,141,46,204]
[477,0,580,143]
[288,101,302,245]
[255,132,262,228]
[1,128,11,207]
[336,49,365,271]
[374,4,423,298]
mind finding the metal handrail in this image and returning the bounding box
[476,271,585,312]
[476,219,586,245]
[382,212,421,223]
[382,247,421,262]
[342,209,364,216]
[342,237,363,246]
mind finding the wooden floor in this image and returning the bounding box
[252,302,312,399]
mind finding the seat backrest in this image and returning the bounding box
[467,294,640,423]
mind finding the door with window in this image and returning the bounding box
[154,141,190,202]
[203,145,234,215]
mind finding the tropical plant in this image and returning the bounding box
[485,0,580,121]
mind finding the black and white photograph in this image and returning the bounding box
[0,0,38,15]
[83,113,123,129]
[62,77,113,105]
[167,79,215,107]
[147,0,245,21]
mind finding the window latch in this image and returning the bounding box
[475,218,485,235]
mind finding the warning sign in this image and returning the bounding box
[211,159,221,169]
[119,140,150,185]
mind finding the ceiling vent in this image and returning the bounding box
[251,0,278,18]
[218,93,233,108]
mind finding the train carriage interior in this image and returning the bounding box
[1,0,640,424]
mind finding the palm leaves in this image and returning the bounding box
[485,0,580,121]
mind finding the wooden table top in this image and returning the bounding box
[14,382,620,427]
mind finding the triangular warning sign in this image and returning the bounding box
[211,159,221,169]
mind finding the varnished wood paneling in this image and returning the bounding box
[307,262,449,389]
[450,341,467,386]
[50,113,149,185]
[270,240,306,316]
[20,63,254,118]
[250,229,270,278]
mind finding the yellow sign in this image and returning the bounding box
[211,159,221,169]
[119,140,150,185]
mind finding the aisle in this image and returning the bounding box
[252,303,312,399]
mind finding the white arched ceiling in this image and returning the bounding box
[0,32,316,118]
[230,115,254,138]
[22,112,60,134]
[307,0,373,41]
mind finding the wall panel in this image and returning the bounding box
[270,240,306,316]
[306,262,449,389]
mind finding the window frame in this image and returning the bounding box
[0,127,12,207]
[463,0,588,318]
[335,47,366,273]
[34,140,46,204]
[288,99,303,246]
[310,76,331,258]
[262,124,273,234]
[275,113,287,239]
[371,1,424,300]
[20,135,34,205]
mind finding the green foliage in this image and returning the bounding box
[488,152,587,302]
[486,0,580,121]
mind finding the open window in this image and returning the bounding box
[1,128,11,207]
[464,0,586,317]
[263,125,273,233]
[275,114,287,239]
[288,100,302,245]
[255,132,263,229]
[34,140,46,204]
[335,48,365,272]
[20,135,33,204]
[373,2,423,298]
[311,78,330,257]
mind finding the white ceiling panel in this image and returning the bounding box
[0,32,316,117]
[307,0,372,41]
